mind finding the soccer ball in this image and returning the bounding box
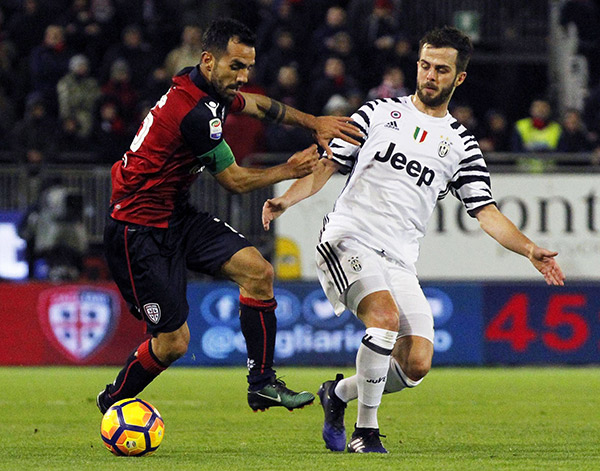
[100,398,165,456]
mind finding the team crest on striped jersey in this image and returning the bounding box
[348,256,362,272]
[438,137,451,157]
[413,126,428,143]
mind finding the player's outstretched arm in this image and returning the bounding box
[214,144,319,194]
[474,204,566,286]
[262,158,340,231]
[239,92,363,157]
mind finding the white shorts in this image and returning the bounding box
[315,237,434,342]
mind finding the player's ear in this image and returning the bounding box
[455,71,467,87]
[201,51,214,72]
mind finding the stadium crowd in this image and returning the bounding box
[1,0,599,168]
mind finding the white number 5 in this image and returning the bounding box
[125,90,171,161]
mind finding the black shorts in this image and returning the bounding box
[104,206,252,335]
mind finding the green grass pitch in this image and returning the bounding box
[0,366,598,470]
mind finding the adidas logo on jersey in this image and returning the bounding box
[384,120,399,130]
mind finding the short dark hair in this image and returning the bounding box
[202,18,256,55]
[418,26,473,72]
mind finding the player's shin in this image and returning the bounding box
[239,295,277,390]
[103,339,167,407]
[356,328,396,429]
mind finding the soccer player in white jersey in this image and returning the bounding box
[262,26,566,453]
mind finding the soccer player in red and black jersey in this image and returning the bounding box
[97,18,362,414]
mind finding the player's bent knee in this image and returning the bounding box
[403,358,431,382]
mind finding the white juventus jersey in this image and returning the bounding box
[320,95,495,274]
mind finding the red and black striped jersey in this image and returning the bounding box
[109,66,244,228]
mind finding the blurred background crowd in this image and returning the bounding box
[1,0,600,168]
[1,0,600,281]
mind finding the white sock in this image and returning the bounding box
[355,327,396,429]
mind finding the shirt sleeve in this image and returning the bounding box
[180,100,225,156]
[229,93,245,113]
[196,139,235,174]
[446,134,496,217]
[328,101,372,175]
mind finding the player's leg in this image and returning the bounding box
[315,239,395,453]
[221,246,314,411]
[330,273,434,402]
[97,323,190,413]
[98,219,190,413]
[344,290,397,453]
[333,334,433,401]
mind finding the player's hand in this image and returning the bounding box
[529,246,566,286]
[262,197,288,231]
[313,116,363,158]
[286,144,319,178]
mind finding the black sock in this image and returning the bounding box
[239,295,277,391]
[106,339,167,402]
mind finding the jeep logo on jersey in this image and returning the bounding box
[38,286,119,362]
[144,303,161,324]
[209,118,222,140]
[373,142,435,186]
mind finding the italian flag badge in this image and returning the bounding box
[413,126,428,143]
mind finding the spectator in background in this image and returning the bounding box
[312,6,348,57]
[92,98,129,164]
[557,108,596,152]
[28,24,72,116]
[388,36,416,85]
[10,93,58,167]
[322,31,362,87]
[60,0,104,68]
[559,0,600,87]
[255,28,299,88]
[367,66,408,100]
[479,109,511,152]
[255,0,305,56]
[265,65,313,153]
[451,103,482,138]
[18,176,89,281]
[100,24,152,89]
[308,56,360,115]
[323,94,353,117]
[268,64,302,108]
[0,10,16,146]
[140,65,171,103]
[358,0,403,88]
[512,99,562,172]
[57,54,101,141]
[6,0,47,59]
[100,58,139,128]
[512,99,562,152]
[164,25,203,77]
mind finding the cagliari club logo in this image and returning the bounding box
[38,286,120,362]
